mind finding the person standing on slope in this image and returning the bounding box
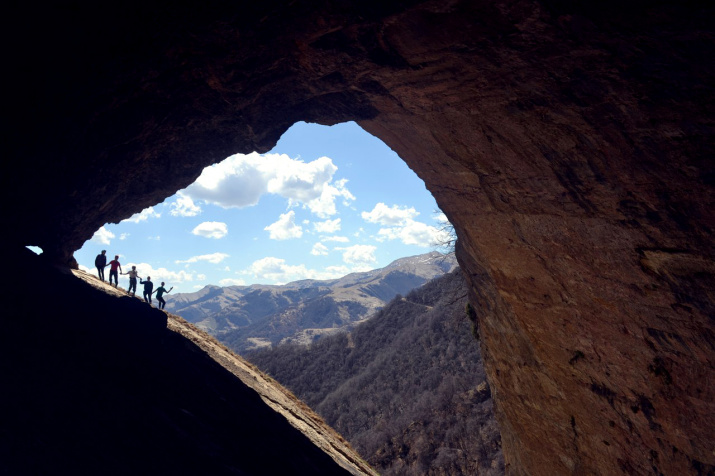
[95,250,107,281]
[153,282,173,310]
[122,265,140,296]
[108,255,122,287]
[140,276,154,304]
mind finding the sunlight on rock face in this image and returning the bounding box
[4,1,713,474]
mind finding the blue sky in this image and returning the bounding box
[72,121,450,290]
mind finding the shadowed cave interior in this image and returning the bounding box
[2,0,713,474]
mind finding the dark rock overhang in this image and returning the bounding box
[3,0,713,474]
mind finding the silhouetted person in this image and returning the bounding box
[95,250,107,281]
[140,276,154,303]
[107,255,122,287]
[122,266,140,296]
[153,282,173,309]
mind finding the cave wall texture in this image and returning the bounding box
[4,0,713,474]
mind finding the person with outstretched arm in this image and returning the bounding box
[122,265,140,296]
[140,276,154,304]
[153,282,173,310]
[107,255,122,287]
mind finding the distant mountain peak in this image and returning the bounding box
[165,251,459,352]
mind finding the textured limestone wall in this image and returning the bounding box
[4,0,713,474]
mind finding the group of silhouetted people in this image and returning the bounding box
[95,250,122,286]
[94,250,173,309]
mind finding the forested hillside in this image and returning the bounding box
[246,269,504,475]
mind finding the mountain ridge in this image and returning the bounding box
[166,251,457,352]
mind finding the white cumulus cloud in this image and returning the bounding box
[242,257,351,284]
[123,206,161,223]
[364,203,451,247]
[264,211,303,240]
[434,211,450,224]
[125,262,195,284]
[324,265,351,276]
[362,203,419,226]
[192,221,228,239]
[183,152,354,217]
[338,244,377,265]
[377,221,449,247]
[243,257,311,283]
[170,192,201,217]
[305,177,355,218]
[311,242,329,256]
[314,218,341,233]
[219,278,246,286]
[90,226,115,245]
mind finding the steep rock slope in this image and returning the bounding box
[0,248,375,476]
[248,269,504,475]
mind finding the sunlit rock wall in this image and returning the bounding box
[4,0,713,474]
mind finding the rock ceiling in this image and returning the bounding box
[4,0,713,474]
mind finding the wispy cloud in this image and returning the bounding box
[265,211,303,240]
[192,221,228,239]
[176,252,230,265]
[321,235,349,243]
[311,242,329,256]
[242,257,350,284]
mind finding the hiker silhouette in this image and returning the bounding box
[122,265,140,296]
[94,250,107,281]
[153,282,173,309]
[140,276,154,303]
[107,255,122,287]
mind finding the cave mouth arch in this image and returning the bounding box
[5,0,713,473]
[71,121,452,290]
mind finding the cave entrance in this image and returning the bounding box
[73,120,452,291]
[68,120,480,472]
